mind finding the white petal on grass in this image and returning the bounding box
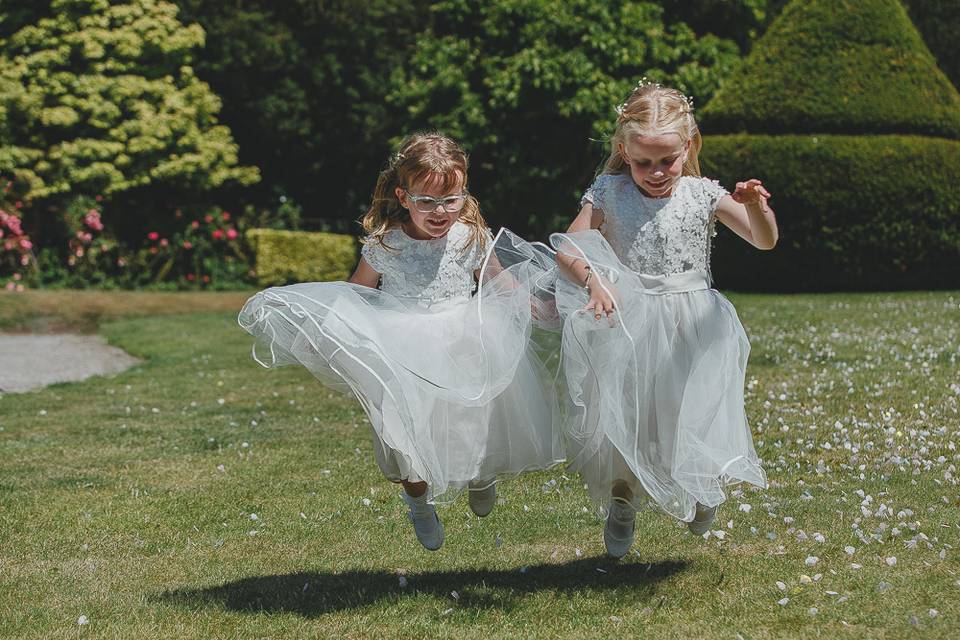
[77,615,89,626]
[885,556,897,566]
[805,556,819,566]
[778,597,790,606]
[844,545,856,555]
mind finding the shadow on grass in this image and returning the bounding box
[159,557,688,616]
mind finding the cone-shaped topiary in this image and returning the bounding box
[698,0,960,291]
[701,0,960,138]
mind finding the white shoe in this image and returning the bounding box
[603,498,636,559]
[402,491,444,551]
[688,502,717,536]
[468,479,497,517]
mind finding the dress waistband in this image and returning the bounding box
[392,293,471,309]
[633,269,710,294]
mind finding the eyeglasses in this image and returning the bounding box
[403,190,469,214]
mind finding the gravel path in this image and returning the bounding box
[0,333,141,394]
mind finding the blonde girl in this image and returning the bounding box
[552,82,775,558]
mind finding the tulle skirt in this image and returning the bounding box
[238,230,564,503]
[549,231,766,520]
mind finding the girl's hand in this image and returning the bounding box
[731,179,771,206]
[585,277,617,325]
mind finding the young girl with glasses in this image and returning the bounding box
[551,82,776,558]
[240,132,562,551]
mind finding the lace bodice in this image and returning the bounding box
[361,221,492,301]
[581,174,728,277]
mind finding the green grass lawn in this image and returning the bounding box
[1,290,958,639]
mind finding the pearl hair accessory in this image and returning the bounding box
[615,77,695,121]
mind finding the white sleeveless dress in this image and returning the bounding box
[551,174,767,520]
[239,222,564,502]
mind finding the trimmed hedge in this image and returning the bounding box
[701,134,960,291]
[700,0,960,138]
[246,229,357,286]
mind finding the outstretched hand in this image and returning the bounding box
[584,277,617,327]
[731,179,771,206]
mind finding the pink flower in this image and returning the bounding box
[3,215,22,236]
[212,229,224,240]
[13,272,21,281]
[204,214,214,223]
[3,241,12,251]
[4,282,13,291]
[186,273,195,281]
[147,231,159,241]
[191,220,200,229]
[14,201,22,209]
[83,211,104,231]
[18,238,32,250]
[117,258,126,267]
[160,238,169,247]
[226,228,238,240]
[75,247,84,257]
[67,256,75,266]
[95,195,103,202]
[19,255,28,266]
[202,275,210,283]
[221,211,231,221]
[15,283,24,292]
[149,247,158,254]
[182,241,193,250]
[0,229,4,239]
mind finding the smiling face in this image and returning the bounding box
[395,171,465,240]
[618,134,689,198]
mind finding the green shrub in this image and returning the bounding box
[701,134,960,291]
[700,0,960,137]
[247,229,356,286]
[697,0,960,291]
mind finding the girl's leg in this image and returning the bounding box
[402,480,428,497]
[398,479,444,551]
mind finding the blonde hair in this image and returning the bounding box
[361,132,488,253]
[602,82,702,177]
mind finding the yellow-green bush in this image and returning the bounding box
[246,229,357,286]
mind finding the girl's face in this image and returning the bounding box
[395,172,466,240]
[619,134,689,198]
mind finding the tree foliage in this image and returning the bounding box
[385,0,741,236]
[0,0,258,209]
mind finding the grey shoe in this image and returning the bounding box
[402,491,445,551]
[603,498,636,559]
[687,502,717,536]
[468,479,497,517]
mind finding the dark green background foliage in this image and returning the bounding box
[700,0,960,137]
[385,0,745,237]
[901,0,960,88]
[174,0,430,232]
[173,0,747,238]
[702,135,960,291]
[2,0,959,290]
